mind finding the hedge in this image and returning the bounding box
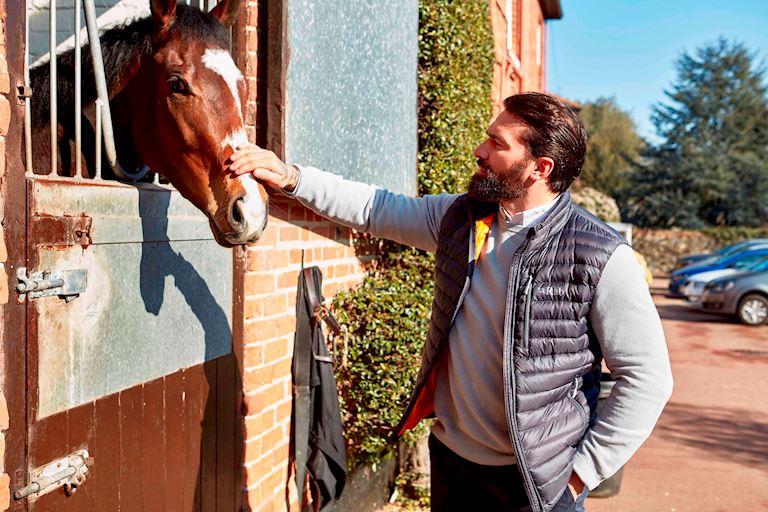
[332,246,435,467]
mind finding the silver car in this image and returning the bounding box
[700,269,768,325]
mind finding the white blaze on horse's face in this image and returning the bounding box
[202,49,243,120]
[202,48,268,244]
[221,127,268,242]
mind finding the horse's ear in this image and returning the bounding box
[150,0,177,31]
[209,0,240,27]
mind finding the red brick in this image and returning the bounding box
[0,96,9,137]
[246,76,259,102]
[242,345,264,369]
[259,294,288,317]
[243,381,287,415]
[270,440,290,465]
[260,424,285,450]
[245,436,262,460]
[244,357,291,389]
[263,467,284,492]
[245,409,275,434]
[247,452,276,483]
[289,249,304,265]
[246,250,266,272]
[275,316,296,338]
[279,226,302,242]
[246,272,276,294]
[0,473,8,512]
[244,318,279,342]
[0,266,7,306]
[263,338,289,362]
[277,270,297,290]
[245,489,263,511]
[244,298,265,322]
[0,137,6,180]
[0,56,9,95]
[263,250,289,271]
[247,5,259,26]
[245,52,259,76]
[276,400,293,422]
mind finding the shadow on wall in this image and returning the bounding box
[655,402,768,468]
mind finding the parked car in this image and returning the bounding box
[668,248,768,297]
[700,270,768,325]
[682,256,768,305]
[675,239,768,269]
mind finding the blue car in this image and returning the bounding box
[675,239,768,269]
[668,247,768,297]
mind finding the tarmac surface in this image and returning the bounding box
[587,280,768,512]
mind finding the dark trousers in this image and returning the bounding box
[429,434,579,512]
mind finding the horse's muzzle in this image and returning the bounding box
[223,194,268,244]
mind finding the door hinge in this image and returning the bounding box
[16,267,87,302]
[14,449,92,501]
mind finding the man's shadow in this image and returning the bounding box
[138,185,243,510]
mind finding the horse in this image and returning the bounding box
[29,0,269,246]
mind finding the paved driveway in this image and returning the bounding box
[587,281,768,512]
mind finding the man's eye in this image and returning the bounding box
[168,76,190,95]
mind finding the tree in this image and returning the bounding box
[578,97,645,198]
[622,38,768,227]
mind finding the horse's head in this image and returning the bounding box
[128,0,268,246]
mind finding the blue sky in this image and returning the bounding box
[546,0,768,142]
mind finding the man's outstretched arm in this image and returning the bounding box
[229,143,459,251]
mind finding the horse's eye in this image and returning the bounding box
[168,76,190,95]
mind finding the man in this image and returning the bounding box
[230,92,673,512]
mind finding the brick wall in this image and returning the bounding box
[490,0,547,115]
[240,202,366,511]
[0,0,10,507]
[238,4,367,510]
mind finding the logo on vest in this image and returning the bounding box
[543,285,566,297]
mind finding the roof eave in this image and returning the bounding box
[539,0,563,20]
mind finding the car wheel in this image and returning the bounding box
[737,294,768,326]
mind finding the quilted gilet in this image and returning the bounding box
[395,192,625,512]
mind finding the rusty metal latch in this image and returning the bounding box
[16,267,87,302]
[14,449,92,500]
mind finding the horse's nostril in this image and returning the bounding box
[228,197,246,231]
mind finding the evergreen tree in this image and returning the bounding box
[578,97,645,198]
[623,38,768,227]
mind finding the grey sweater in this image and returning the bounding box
[289,166,673,490]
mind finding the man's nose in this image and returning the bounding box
[474,142,487,159]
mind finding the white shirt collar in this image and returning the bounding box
[499,195,561,228]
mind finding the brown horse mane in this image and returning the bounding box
[30,4,230,128]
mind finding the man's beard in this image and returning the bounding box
[467,158,529,202]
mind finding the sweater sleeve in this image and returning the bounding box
[288,165,460,252]
[573,244,674,490]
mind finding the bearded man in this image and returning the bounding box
[229,92,673,512]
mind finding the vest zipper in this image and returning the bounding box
[568,376,588,428]
[522,274,533,354]
[502,231,543,512]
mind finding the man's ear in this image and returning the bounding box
[531,157,555,182]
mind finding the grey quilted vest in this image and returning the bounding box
[395,192,625,512]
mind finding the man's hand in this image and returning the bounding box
[567,471,585,500]
[228,143,300,192]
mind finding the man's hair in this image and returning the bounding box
[503,92,587,193]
